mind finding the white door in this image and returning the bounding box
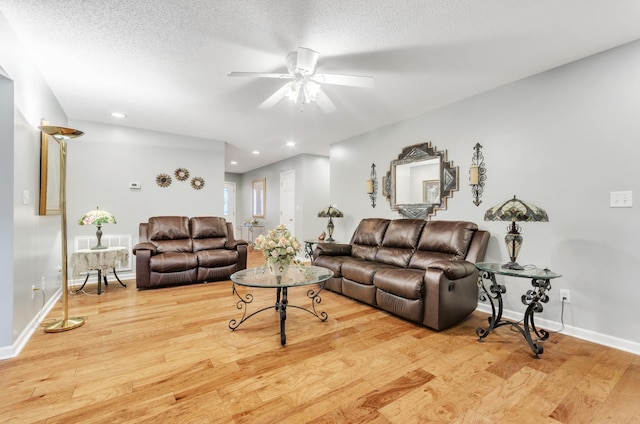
[280,170,295,235]
[223,181,236,231]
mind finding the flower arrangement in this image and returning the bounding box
[245,218,259,225]
[254,224,301,267]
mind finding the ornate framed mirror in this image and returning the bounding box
[383,142,458,219]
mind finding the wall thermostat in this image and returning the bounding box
[129,182,141,189]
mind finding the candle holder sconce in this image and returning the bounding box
[469,143,486,206]
[366,163,378,208]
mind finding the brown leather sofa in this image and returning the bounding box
[133,216,248,289]
[313,218,489,330]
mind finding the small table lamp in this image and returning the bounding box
[317,206,343,242]
[484,195,548,270]
[78,206,117,249]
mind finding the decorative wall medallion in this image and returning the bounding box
[191,177,205,190]
[174,167,190,181]
[156,173,172,188]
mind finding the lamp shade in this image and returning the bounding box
[484,195,548,270]
[318,206,343,242]
[78,207,116,250]
[78,206,117,226]
[484,196,548,223]
[317,206,343,218]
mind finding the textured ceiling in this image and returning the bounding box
[2,0,640,172]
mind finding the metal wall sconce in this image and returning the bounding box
[470,143,486,206]
[366,163,378,208]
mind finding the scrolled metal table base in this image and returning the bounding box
[476,271,552,358]
[229,282,328,346]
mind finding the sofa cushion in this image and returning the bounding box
[190,217,228,251]
[374,268,424,300]
[149,216,190,240]
[350,218,390,261]
[196,249,238,267]
[341,260,395,285]
[313,255,359,278]
[376,219,425,267]
[408,251,457,271]
[149,216,193,253]
[416,220,478,259]
[149,252,198,273]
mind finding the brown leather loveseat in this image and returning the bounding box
[133,216,248,289]
[313,218,489,330]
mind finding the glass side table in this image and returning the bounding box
[475,262,562,358]
[303,239,339,263]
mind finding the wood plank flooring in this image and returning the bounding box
[1,249,639,423]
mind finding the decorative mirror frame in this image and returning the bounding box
[39,122,61,215]
[252,178,266,218]
[384,142,458,219]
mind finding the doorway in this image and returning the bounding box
[280,170,295,236]
[223,181,236,231]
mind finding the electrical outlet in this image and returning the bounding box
[560,289,570,304]
[610,191,632,208]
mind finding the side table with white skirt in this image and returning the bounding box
[71,246,129,295]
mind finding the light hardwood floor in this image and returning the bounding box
[1,249,639,423]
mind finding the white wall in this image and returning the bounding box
[66,120,226,277]
[1,11,68,356]
[331,40,640,350]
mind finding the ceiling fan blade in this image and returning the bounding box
[313,73,374,88]
[296,47,319,74]
[258,83,291,109]
[228,72,293,79]
[315,90,337,114]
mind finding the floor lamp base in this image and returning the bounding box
[44,317,86,333]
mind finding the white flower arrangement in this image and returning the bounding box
[254,224,301,266]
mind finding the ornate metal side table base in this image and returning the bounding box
[229,280,328,346]
[475,263,561,359]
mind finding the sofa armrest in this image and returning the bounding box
[133,242,157,255]
[225,239,248,250]
[428,260,477,280]
[422,261,479,330]
[313,243,352,263]
[134,248,152,289]
[315,243,352,256]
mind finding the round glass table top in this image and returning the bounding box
[475,262,562,279]
[231,265,333,288]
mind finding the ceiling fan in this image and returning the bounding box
[228,47,374,113]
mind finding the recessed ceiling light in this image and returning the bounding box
[230,161,238,165]
[110,112,126,118]
[252,150,260,155]
[286,141,296,147]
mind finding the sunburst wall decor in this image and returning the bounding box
[174,168,190,181]
[191,177,205,190]
[156,173,172,188]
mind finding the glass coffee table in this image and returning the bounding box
[229,265,333,346]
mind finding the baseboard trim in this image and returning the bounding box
[0,287,62,360]
[475,303,640,356]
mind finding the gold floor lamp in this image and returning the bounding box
[39,125,86,332]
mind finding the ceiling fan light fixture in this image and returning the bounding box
[286,78,321,105]
[230,46,372,113]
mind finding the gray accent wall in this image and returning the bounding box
[330,40,640,350]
